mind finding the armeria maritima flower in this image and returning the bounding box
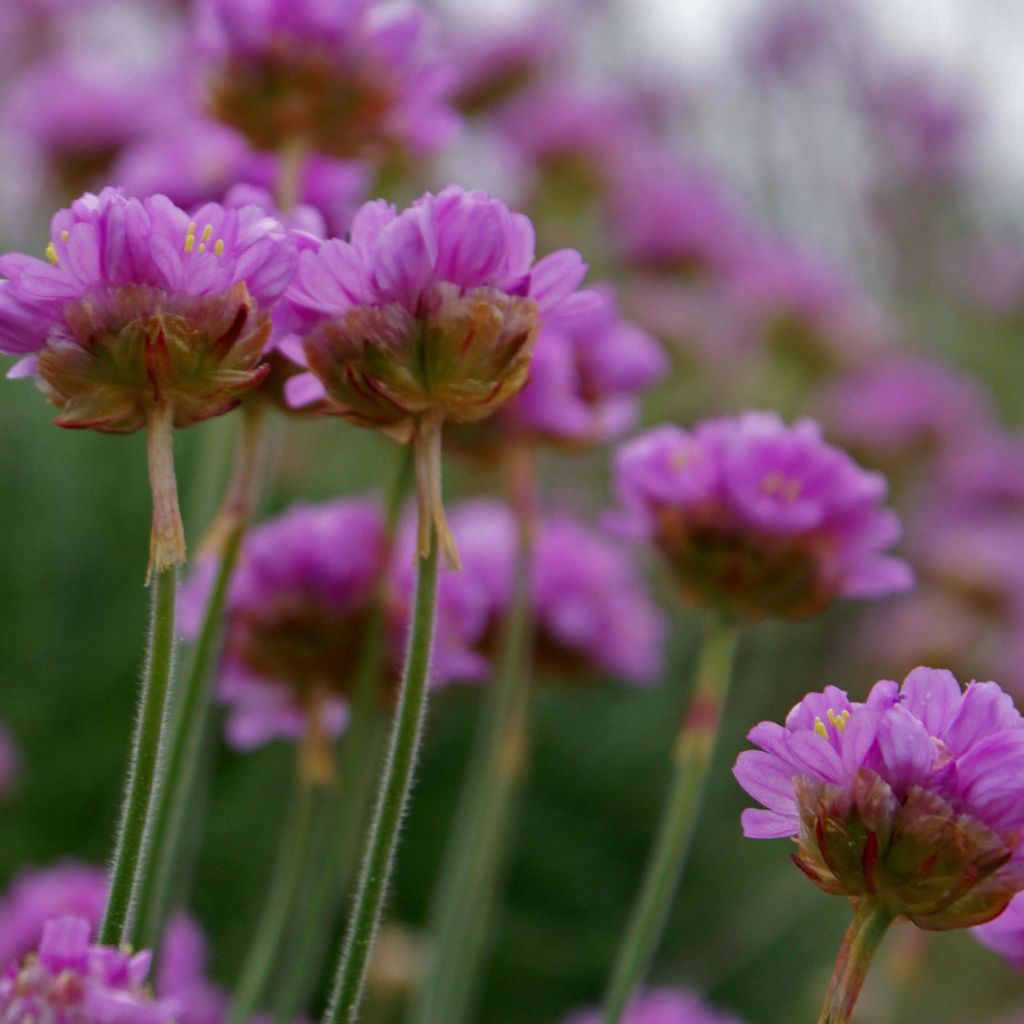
[974,889,1024,970]
[284,186,592,565]
[389,500,666,686]
[0,186,296,576]
[0,864,225,1024]
[179,496,386,783]
[0,916,175,1024]
[195,0,458,158]
[563,987,744,1024]
[733,667,1024,929]
[610,413,912,621]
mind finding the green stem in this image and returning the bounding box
[600,618,740,1024]
[406,452,536,1024]
[229,766,323,1024]
[323,529,441,1024]
[272,448,415,1023]
[818,901,894,1024]
[99,566,179,947]
[136,407,267,951]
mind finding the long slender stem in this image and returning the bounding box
[276,136,308,214]
[136,408,267,950]
[406,445,536,1024]
[323,526,441,1024]
[99,566,179,947]
[273,446,414,1023]
[229,765,323,1024]
[600,618,740,1024]
[817,901,893,1024]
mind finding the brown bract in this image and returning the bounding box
[36,282,271,433]
[793,772,1022,930]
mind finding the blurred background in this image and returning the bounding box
[2,0,1024,1021]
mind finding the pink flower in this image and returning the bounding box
[610,414,912,621]
[734,668,1024,928]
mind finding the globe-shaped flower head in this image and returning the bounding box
[0,187,296,577]
[734,667,1024,929]
[0,916,176,1024]
[285,186,591,566]
[179,497,387,783]
[610,412,913,621]
[196,0,458,158]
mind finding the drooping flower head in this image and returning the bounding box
[734,668,1024,929]
[563,987,744,1024]
[195,0,458,158]
[179,496,386,783]
[610,414,912,621]
[0,186,296,575]
[285,186,591,565]
[0,916,175,1024]
[388,501,666,687]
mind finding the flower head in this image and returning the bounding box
[389,501,666,686]
[0,186,296,575]
[734,668,1024,929]
[180,497,385,782]
[563,987,744,1024]
[0,864,107,969]
[610,414,912,621]
[285,185,590,564]
[195,0,458,158]
[0,916,175,1024]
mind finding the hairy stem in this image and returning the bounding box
[99,565,179,947]
[323,524,441,1024]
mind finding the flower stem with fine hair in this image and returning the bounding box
[323,522,441,1024]
[406,444,536,1024]
[99,564,179,947]
[601,617,740,1024]
[817,901,893,1024]
[135,406,268,951]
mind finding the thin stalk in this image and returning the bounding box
[136,407,267,950]
[817,901,894,1024]
[276,136,308,214]
[406,445,536,1024]
[323,528,441,1024]
[600,618,740,1024]
[99,565,179,947]
[273,446,414,1023]
[229,766,323,1024]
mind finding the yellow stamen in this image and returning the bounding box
[198,242,206,254]
[184,221,197,253]
[45,242,58,265]
[60,230,69,242]
[214,238,225,258]
[201,224,213,242]
[814,716,828,740]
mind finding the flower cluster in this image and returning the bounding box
[196,0,458,158]
[0,916,174,1024]
[611,413,912,620]
[180,496,385,781]
[734,668,1024,928]
[285,185,592,563]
